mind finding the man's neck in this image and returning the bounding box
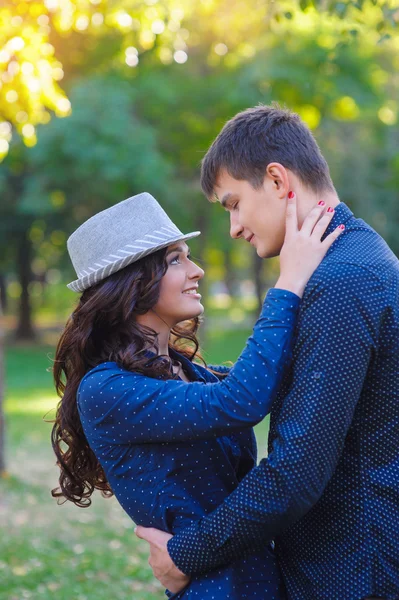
[296,187,340,228]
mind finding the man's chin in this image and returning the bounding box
[256,245,279,259]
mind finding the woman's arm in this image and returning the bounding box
[206,364,231,375]
[204,364,231,380]
[78,288,299,444]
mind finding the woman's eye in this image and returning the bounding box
[169,252,191,265]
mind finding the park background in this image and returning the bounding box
[0,0,398,598]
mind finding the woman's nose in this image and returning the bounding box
[189,263,204,280]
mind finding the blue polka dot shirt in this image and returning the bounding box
[77,289,299,599]
[167,202,399,600]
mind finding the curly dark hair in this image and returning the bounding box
[51,246,208,508]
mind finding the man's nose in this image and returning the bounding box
[230,213,244,239]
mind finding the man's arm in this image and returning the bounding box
[166,263,384,575]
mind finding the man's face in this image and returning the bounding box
[214,170,287,258]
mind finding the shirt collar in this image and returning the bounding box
[323,202,354,238]
[143,347,206,382]
[169,347,207,382]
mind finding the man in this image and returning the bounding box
[136,105,399,599]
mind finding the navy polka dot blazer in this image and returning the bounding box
[168,203,399,600]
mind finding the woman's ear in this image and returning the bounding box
[265,162,290,199]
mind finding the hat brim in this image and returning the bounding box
[67,231,201,293]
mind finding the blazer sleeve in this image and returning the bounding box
[167,263,384,575]
[206,365,232,378]
[77,288,299,445]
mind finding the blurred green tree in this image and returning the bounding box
[0,0,398,332]
[1,76,171,338]
[0,0,397,154]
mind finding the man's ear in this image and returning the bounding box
[265,163,290,199]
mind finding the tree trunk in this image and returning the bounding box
[193,206,211,344]
[0,301,5,474]
[253,252,264,314]
[224,247,235,297]
[15,229,36,341]
[0,275,7,313]
[194,205,210,288]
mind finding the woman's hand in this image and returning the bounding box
[275,193,344,298]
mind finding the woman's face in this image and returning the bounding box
[153,242,205,326]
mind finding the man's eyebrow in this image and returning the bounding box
[165,245,190,256]
[220,193,236,208]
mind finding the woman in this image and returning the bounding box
[51,192,343,599]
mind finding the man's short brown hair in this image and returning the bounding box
[201,104,335,200]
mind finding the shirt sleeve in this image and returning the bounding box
[207,365,232,378]
[167,263,384,575]
[234,429,258,482]
[77,288,299,445]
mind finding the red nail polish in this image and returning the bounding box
[288,191,294,199]
[327,207,334,213]
[318,200,325,206]
[339,224,345,230]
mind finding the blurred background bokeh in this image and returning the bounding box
[0,1,398,598]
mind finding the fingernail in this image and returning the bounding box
[318,200,325,206]
[339,224,345,230]
[327,207,334,213]
[288,191,295,199]
[134,527,137,534]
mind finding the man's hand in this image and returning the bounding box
[135,526,190,594]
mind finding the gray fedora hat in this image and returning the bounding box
[67,192,200,292]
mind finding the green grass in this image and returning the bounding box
[1,329,270,600]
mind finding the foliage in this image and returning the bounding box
[0,0,398,331]
[18,74,173,256]
[0,0,398,155]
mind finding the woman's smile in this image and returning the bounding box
[182,286,201,299]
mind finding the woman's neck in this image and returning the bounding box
[135,310,171,357]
